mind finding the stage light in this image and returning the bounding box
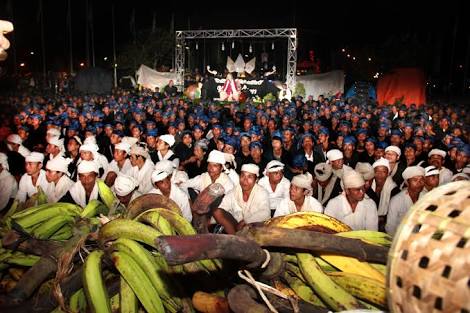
[249,44,252,53]
[347,54,350,58]
[232,41,235,49]
[368,57,372,61]
[272,42,274,50]
[103,57,108,61]
[195,42,198,50]
[79,62,84,67]
[341,48,346,52]
[20,63,25,67]
[352,57,356,60]
[221,43,225,51]
[185,46,189,50]
[30,51,34,55]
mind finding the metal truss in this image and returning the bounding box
[174,28,297,90]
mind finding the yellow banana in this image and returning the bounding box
[266,212,351,233]
[282,271,325,307]
[336,230,392,247]
[328,271,387,307]
[111,250,165,313]
[297,253,363,311]
[120,276,138,313]
[31,215,75,239]
[318,254,385,284]
[370,263,387,276]
[112,238,181,311]
[81,199,109,218]
[98,218,162,248]
[97,179,117,211]
[82,250,112,313]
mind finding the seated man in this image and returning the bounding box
[258,160,290,214]
[129,145,154,194]
[420,165,440,196]
[60,160,103,207]
[314,162,340,206]
[212,164,271,234]
[16,152,50,204]
[324,170,378,231]
[386,166,425,236]
[104,142,133,187]
[149,166,192,222]
[427,149,453,185]
[0,153,18,211]
[274,173,323,217]
[45,156,74,203]
[113,173,142,208]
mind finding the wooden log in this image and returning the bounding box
[227,285,269,313]
[155,234,267,269]
[238,225,388,264]
[1,230,62,256]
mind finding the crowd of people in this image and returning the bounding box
[0,84,469,236]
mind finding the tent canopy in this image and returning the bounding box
[135,64,178,90]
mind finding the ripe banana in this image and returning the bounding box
[318,254,385,284]
[111,250,165,313]
[297,253,363,311]
[336,230,392,247]
[266,212,352,233]
[282,271,325,307]
[14,204,80,229]
[370,263,387,276]
[328,271,387,307]
[97,179,117,210]
[81,199,109,218]
[138,211,175,236]
[82,250,112,313]
[98,218,162,248]
[120,276,138,313]
[31,215,75,239]
[112,238,181,311]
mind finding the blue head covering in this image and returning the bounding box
[249,141,263,150]
[343,136,357,145]
[376,141,389,150]
[147,129,158,137]
[291,154,307,168]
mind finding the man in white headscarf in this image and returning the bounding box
[0,153,18,210]
[6,134,30,158]
[258,160,290,214]
[155,134,179,168]
[213,164,271,234]
[384,146,406,186]
[129,145,154,194]
[79,143,109,178]
[313,162,341,205]
[325,170,378,230]
[113,173,142,207]
[181,150,234,201]
[386,166,425,236]
[149,167,192,222]
[274,173,323,217]
[427,149,453,185]
[16,152,50,203]
[60,160,101,207]
[45,156,74,203]
[104,142,133,186]
[154,159,189,187]
[44,136,65,163]
[420,165,440,196]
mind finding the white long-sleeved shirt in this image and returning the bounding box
[15,170,50,203]
[47,175,74,203]
[385,189,420,236]
[273,196,323,217]
[148,184,192,222]
[324,193,378,231]
[130,158,154,194]
[105,159,134,179]
[181,172,234,195]
[0,170,18,211]
[219,184,271,224]
[258,176,290,212]
[439,167,453,185]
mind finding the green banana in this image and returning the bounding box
[282,271,325,307]
[32,215,75,239]
[120,276,138,313]
[297,253,363,311]
[336,230,392,247]
[11,202,80,219]
[111,250,165,313]
[285,262,305,282]
[37,186,48,205]
[1,199,19,223]
[50,224,73,241]
[83,250,112,313]
[81,199,109,218]
[4,253,40,266]
[138,211,175,236]
[98,218,162,248]
[136,208,196,235]
[110,293,120,312]
[14,204,81,229]
[112,238,181,311]
[97,179,117,211]
[69,288,87,313]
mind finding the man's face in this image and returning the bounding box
[345,186,365,202]
[130,154,141,167]
[302,137,314,150]
[207,162,223,180]
[80,151,93,161]
[156,139,169,151]
[46,169,62,183]
[289,184,306,202]
[25,161,42,175]
[110,134,121,145]
[385,151,399,164]
[365,142,375,153]
[404,147,416,160]
[223,145,236,155]
[182,135,192,146]
[79,172,97,190]
[374,166,389,182]
[429,155,443,169]
[155,177,171,194]
[331,159,343,170]
[407,176,425,193]
[113,150,127,162]
[250,147,262,159]
[146,136,156,148]
[267,170,283,185]
[239,171,257,192]
[319,134,328,144]
[343,143,354,155]
[456,151,469,166]
[424,175,439,189]
[240,136,251,148]
[46,144,60,156]
[67,139,80,153]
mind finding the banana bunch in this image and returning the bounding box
[264,212,389,311]
[0,248,40,268]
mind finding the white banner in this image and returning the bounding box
[135,64,178,90]
[296,70,344,99]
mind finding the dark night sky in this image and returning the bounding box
[0,0,469,81]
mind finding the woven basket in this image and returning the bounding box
[387,181,470,313]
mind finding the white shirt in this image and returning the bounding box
[0,170,18,211]
[16,170,50,203]
[130,158,154,194]
[274,196,323,217]
[258,176,290,211]
[439,167,453,185]
[105,158,134,179]
[219,184,271,224]
[148,184,192,222]
[386,189,419,236]
[324,193,378,231]
[182,172,234,195]
[47,175,74,203]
